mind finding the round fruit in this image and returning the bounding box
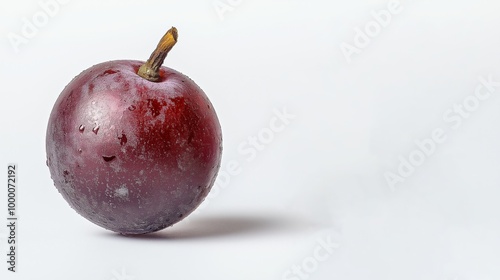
[46,27,222,235]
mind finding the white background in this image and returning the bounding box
[1,0,500,279]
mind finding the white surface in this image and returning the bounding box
[1,0,500,279]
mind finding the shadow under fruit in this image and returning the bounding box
[46,27,222,235]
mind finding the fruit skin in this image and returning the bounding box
[46,60,222,234]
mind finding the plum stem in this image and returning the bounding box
[137,26,178,82]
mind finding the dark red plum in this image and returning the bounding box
[46,27,222,234]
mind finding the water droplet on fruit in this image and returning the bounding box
[79,125,85,132]
[128,105,136,111]
[92,125,100,134]
[100,69,118,76]
[62,170,71,184]
[102,155,116,162]
[118,133,128,146]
